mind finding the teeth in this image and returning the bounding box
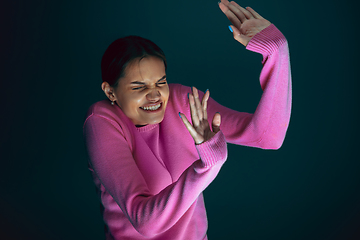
[141,103,161,111]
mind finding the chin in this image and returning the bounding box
[147,116,165,125]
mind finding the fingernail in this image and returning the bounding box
[205,89,209,94]
[178,112,182,118]
[228,26,233,33]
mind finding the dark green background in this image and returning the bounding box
[1,0,359,239]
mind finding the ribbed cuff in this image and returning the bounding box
[195,131,228,168]
[246,24,287,56]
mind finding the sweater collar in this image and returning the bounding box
[136,123,159,132]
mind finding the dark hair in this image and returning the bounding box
[101,36,167,87]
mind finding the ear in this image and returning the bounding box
[101,82,117,102]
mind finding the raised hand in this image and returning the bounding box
[219,0,271,46]
[179,87,221,145]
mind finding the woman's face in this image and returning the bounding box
[114,56,169,126]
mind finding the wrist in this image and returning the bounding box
[246,24,287,55]
[195,131,228,168]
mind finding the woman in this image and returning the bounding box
[83,1,292,239]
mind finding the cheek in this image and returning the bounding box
[162,87,170,101]
[119,94,143,112]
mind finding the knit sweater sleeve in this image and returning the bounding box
[83,113,227,238]
[205,24,292,149]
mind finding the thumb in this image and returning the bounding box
[229,25,251,47]
[212,112,221,133]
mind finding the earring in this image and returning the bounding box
[111,101,114,105]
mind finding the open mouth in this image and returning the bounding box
[140,102,162,111]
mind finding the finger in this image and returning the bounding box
[211,112,221,133]
[227,1,247,23]
[189,93,199,126]
[230,1,253,19]
[220,0,230,5]
[245,6,264,19]
[229,25,251,46]
[219,2,242,29]
[192,87,203,121]
[179,112,204,144]
[202,89,210,121]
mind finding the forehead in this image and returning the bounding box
[122,56,165,82]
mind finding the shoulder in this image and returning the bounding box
[83,99,129,130]
[83,99,136,152]
[167,83,191,111]
[169,83,190,95]
[85,99,114,120]
[168,83,191,103]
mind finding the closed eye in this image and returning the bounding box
[132,86,145,90]
[130,76,166,90]
[157,80,167,85]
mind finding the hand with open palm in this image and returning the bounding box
[179,87,221,145]
[219,0,271,46]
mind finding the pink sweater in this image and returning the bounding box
[83,24,291,240]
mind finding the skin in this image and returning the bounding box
[102,56,169,126]
[218,0,271,46]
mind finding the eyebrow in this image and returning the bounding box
[130,75,166,85]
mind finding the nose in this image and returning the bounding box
[146,87,161,102]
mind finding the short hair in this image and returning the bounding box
[101,36,167,87]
